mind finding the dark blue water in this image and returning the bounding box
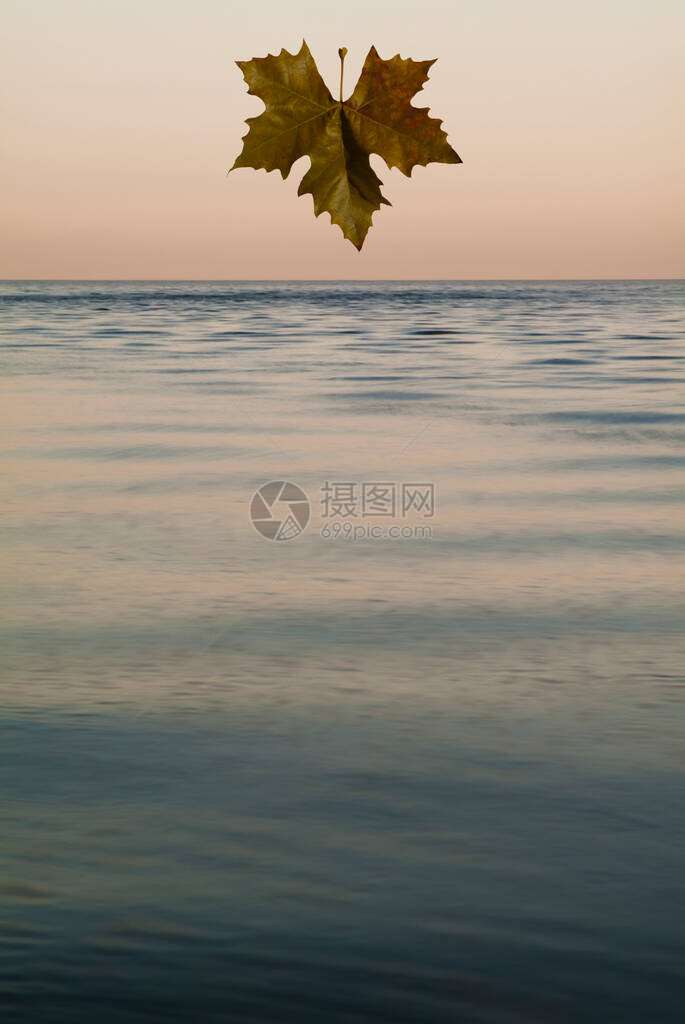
[2,281,684,1021]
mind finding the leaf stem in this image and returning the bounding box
[338,47,347,103]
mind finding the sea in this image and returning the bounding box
[1,280,684,1022]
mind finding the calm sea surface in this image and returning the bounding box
[1,280,684,1021]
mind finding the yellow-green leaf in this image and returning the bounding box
[231,41,461,250]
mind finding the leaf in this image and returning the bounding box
[231,41,461,250]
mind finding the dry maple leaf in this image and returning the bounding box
[230,41,461,250]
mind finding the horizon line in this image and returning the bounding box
[2,277,684,284]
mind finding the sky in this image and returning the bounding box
[1,0,684,279]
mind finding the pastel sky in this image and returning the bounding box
[2,0,684,279]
